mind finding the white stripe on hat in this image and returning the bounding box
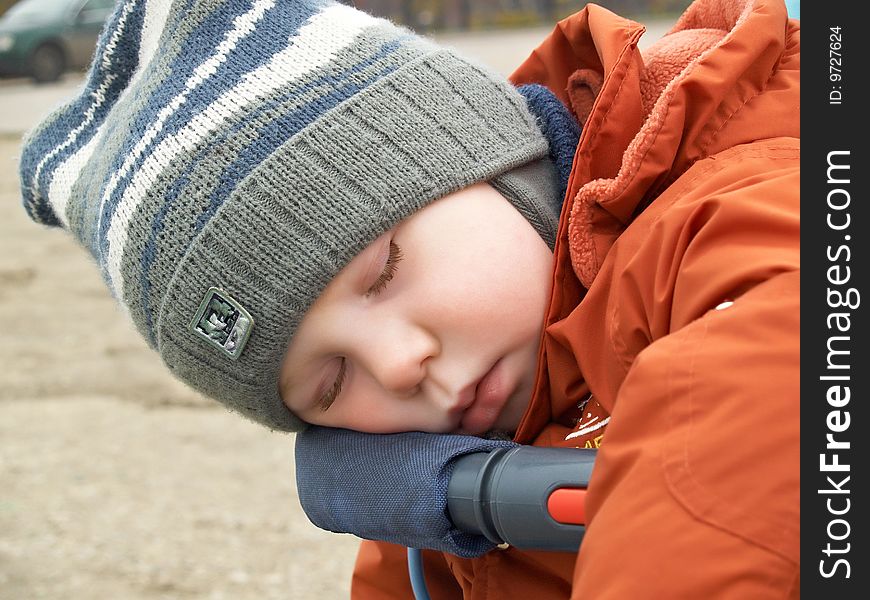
[104,2,378,301]
[48,134,102,227]
[34,0,140,221]
[136,0,173,73]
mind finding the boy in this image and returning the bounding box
[20,0,799,598]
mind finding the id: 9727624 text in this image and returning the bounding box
[829,26,843,105]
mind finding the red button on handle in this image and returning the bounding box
[547,488,587,525]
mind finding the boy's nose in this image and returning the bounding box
[362,320,439,396]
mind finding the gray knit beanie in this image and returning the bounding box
[19,0,558,432]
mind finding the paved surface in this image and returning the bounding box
[1,131,362,597]
[1,19,676,600]
[0,75,86,139]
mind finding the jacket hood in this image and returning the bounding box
[510,0,800,288]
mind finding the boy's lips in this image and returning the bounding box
[455,359,510,436]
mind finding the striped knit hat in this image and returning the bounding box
[19,0,557,432]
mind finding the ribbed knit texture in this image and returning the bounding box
[19,0,552,431]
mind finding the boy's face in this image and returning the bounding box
[280,182,554,436]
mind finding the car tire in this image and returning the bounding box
[30,44,66,84]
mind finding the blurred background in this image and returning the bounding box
[351,0,690,32]
[0,0,691,85]
[1,1,757,599]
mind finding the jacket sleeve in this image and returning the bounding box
[352,540,464,600]
[571,152,800,598]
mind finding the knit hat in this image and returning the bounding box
[19,0,558,432]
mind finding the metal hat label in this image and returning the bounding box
[190,288,254,360]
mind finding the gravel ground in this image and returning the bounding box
[0,138,362,599]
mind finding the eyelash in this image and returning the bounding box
[320,241,403,411]
[366,240,403,297]
[319,359,347,412]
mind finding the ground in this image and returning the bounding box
[0,134,362,599]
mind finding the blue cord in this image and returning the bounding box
[407,547,431,600]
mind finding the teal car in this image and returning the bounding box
[0,0,114,83]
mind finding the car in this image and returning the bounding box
[0,0,114,83]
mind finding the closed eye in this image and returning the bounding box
[366,241,403,297]
[318,358,347,412]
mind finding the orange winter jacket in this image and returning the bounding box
[353,0,800,597]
